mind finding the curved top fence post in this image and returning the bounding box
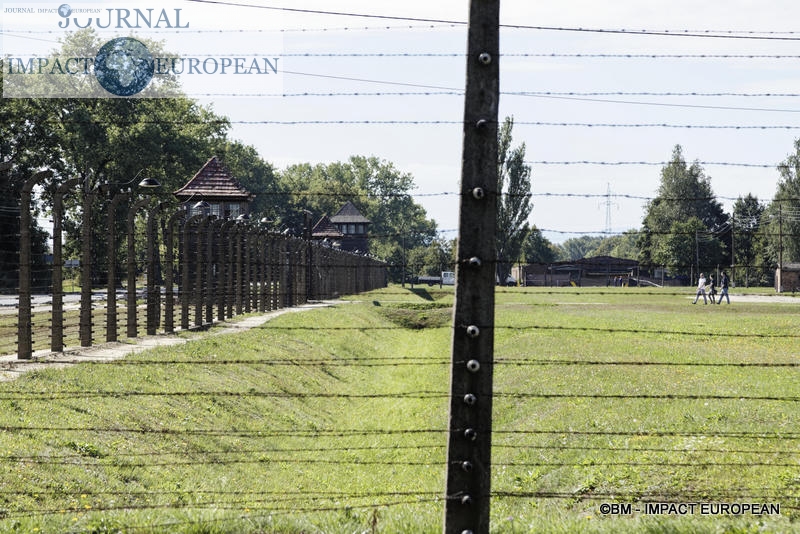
[126,197,151,338]
[106,191,131,342]
[18,169,53,360]
[163,208,185,334]
[49,177,81,353]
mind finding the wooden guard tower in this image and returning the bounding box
[174,156,254,219]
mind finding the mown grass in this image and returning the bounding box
[0,305,154,356]
[0,285,798,533]
[489,287,799,533]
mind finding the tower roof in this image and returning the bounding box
[329,201,371,224]
[311,215,343,238]
[173,156,253,201]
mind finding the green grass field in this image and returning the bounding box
[0,286,797,533]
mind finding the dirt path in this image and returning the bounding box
[0,301,339,382]
[690,294,799,304]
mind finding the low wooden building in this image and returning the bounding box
[514,256,640,287]
[775,263,800,292]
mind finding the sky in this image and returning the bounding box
[5,0,800,243]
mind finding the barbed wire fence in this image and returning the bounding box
[3,192,799,528]
[0,319,798,527]
[2,180,800,531]
[2,5,800,533]
[4,185,387,359]
[4,185,797,358]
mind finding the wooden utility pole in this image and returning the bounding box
[443,1,499,533]
[730,214,735,285]
[779,203,783,269]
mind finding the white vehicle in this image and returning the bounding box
[496,275,517,286]
[441,271,455,285]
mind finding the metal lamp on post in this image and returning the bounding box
[179,192,210,218]
[193,199,211,215]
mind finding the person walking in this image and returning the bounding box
[717,271,730,304]
[708,275,717,301]
[693,272,708,304]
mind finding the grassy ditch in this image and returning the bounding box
[0,286,797,533]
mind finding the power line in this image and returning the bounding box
[505,52,800,59]
[495,358,800,368]
[12,65,800,113]
[182,2,800,42]
[502,25,800,41]
[180,88,800,102]
[516,90,800,97]
[492,490,797,501]
[4,443,795,465]
[0,23,461,37]
[519,93,800,113]
[528,160,776,168]
[163,52,800,59]
[175,88,800,114]
[494,429,800,439]
[0,390,451,400]
[0,455,794,469]
[515,121,800,129]
[183,0,468,25]
[10,355,797,369]
[43,118,800,129]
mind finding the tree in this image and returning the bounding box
[406,236,452,277]
[763,139,800,272]
[5,29,233,285]
[657,217,724,277]
[522,227,557,264]
[4,28,182,99]
[639,145,727,277]
[0,164,53,292]
[276,156,437,282]
[496,117,533,283]
[0,73,64,291]
[212,141,279,220]
[590,231,640,260]
[731,194,767,286]
[50,95,230,284]
[557,235,605,261]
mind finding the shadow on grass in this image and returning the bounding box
[406,288,435,301]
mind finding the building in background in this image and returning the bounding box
[174,156,254,218]
[313,201,371,253]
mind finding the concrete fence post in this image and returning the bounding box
[49,177,79,354]
[18,169,52,359]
